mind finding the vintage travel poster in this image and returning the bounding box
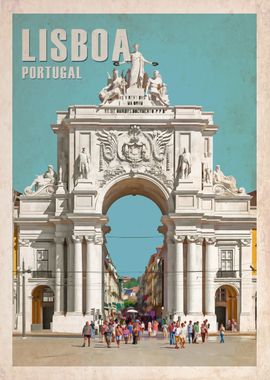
[0,1,269,379]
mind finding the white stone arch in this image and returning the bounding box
[214,282,240,330]
[214,282,240,296]
[95,173,174,215]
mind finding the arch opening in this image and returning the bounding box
[32,285,54,330]
[215,285,239,330]
[103,193,165,321]
[102,177,170,215]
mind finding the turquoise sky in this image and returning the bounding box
[13,14,256,275]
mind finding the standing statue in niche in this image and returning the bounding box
[114,43,158,88]
[59,151,68,183]
[78,147,90,179]
[202,153,212,184]
[178,148,192,179]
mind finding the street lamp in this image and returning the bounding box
[21,260,31,338]
[161,306,165,324]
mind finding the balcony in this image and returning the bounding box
[216,270,237,278]
[32,271,53,279]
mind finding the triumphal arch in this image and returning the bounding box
[16,45,256,332]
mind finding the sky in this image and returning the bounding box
[13,14,256,276]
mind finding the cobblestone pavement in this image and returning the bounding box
[13,333,256,366]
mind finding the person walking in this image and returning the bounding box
[104,322,114,348]
[187,321,193,344]
[174,322,181,349]
[128,321,133,342]
[132,322,139,344]
[123,326,129,344]
[115,325,123,348]
[219,323,225,343]
[82,321,92,347]
[137,322,142,341]
[147,321,152,337]
[91,321,95,341]
[193,322,199,344]
[180,323,186,349]
[101,321,107,342]
[162,321,168,339]
[200,321,207,343]
[141,321,145,336]
[152,320,159,337]
[168,321,175,345]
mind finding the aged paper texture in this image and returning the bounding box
[0,0,269,379]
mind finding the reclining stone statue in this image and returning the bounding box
[24,165,57,195]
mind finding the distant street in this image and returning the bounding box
[13,333,256,366]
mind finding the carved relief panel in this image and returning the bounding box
[96,125,174,189]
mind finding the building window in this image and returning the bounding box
[216,287,226,302]
[220,249,233,271]
[36,249,48,271]
[43,289,54,302]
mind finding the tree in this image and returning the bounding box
[124,277,139,288]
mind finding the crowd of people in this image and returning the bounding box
[82,317,227,348]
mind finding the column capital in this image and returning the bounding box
[186,235,197,243]
[54,237,65,244]
[94,234,104,245]
[18,239,31,247]
[85,235,95,243]
[195,237,204,245]
[205,237,216,245]
[240,239,251,247]
[72,234,83,243]
[174,235,186,243]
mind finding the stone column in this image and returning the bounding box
[85,233,103,318]
[174,235,185,318]
[54,237,65,314]
[205,237,217,315]
[85,235,95,315]
[94,234,104,316]
[72,235,83,314]
[166,235,175,317]
[66,237,74,312]
[240,239,253,331]
[186,236,203,315]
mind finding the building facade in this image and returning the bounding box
[103,246,123,318]
[138,248,163,319]
[14,51,256,332]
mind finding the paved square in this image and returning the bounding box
[13,334,256,366]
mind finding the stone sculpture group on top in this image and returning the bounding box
[99,43,169,106]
